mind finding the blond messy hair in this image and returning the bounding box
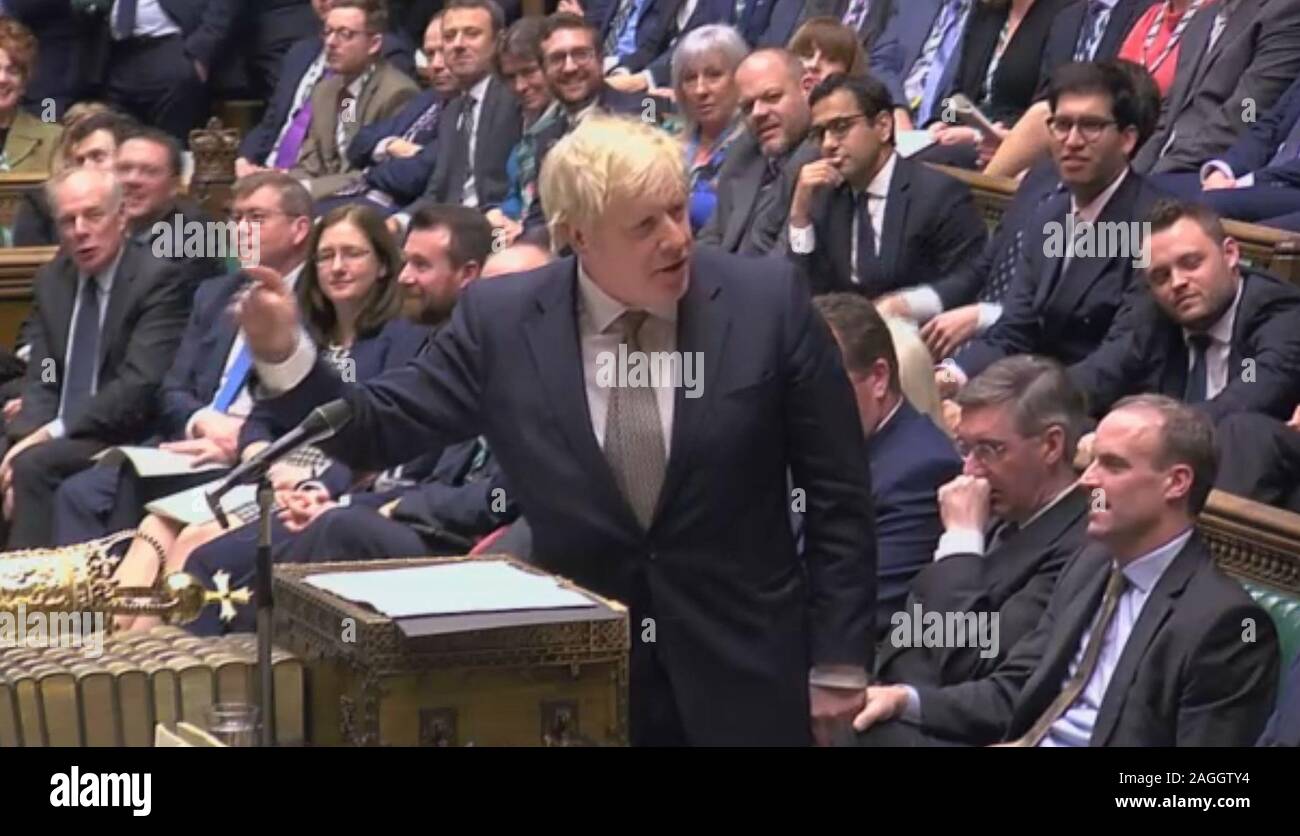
[538,114,687,250]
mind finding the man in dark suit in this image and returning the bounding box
[1072,200,1300,421]
[815,293,960,631]
[871,0,973,130]
[234,115,877,747]
[1153,73,1300,224]
[114,127,225,292]
[1134,0,1300,175]
[939,62,1165,396]
[87,0,240,142]
[877,355,1089,687]
[0,168,190,548]
[9,0,94,119]
[763,0,893,50]
[316,12,458,215]
[698,48,816,255]
[603,0,731,92]
[783,73,986,298]
[1213,407,1300,512]
[406,0,521,214]
[855,395,1280,747]
[49,172,315,546]
[235,0,415,177]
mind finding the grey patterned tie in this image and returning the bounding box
[603,310,667,529]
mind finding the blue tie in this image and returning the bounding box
[113,0,138,40]
[61,277,102,423]
[213,344,253,413]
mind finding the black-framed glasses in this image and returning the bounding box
[809,114,867,144]
[543,46,598,71]
[1045,115,1118,142]
[324,27,372,43]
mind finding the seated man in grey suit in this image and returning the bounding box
[876,355,1090,688]
[288,0,420,199]
[698,48,816,255]
[855,395,1279,747]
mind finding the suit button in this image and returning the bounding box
[647,552,657,562]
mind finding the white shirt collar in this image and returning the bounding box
[346,71,368,98]
[875,397,904,434]
[1118,527,1193,593]
[1070,166,1128,223]
[864,151,898,199]
[80,244,126,293]
[1095,0,1120,9]
[1184,274,1242,348]
[465,74,492,105]
[282,261,306,289]
[576,263,678,333]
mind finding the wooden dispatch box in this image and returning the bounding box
[272,555,629,746]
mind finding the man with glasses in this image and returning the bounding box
[47,172,314,547]
[515,13,666,241]
[237,0,416,180]
[936,62,1166,398]
[287,0,420,200]
[315,11,458,216]
[0,167,190,548]
[875,355,1090,689]
[782,73,985,298]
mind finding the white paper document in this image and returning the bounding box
[304,560,597,618]
[896,130,937,158]
[145,481,257,526]
[95,446,227,478]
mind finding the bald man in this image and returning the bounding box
[482,242,555,277]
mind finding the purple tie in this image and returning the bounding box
[274,69,334,169]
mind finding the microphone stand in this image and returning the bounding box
[208,469,277,748]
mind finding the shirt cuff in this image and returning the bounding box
[901,686,922,723]
[934,526,985,560]
[15,344,30,363]
[1200,160,1235,183]
[900,286,943,322]
[808,665,870,690]
[253,329,315,395]
[44,418,65,439]
[605,59,626,75]
[976,302,1003,333]
[788,223,815,254]
[938,357,968,387]
[373,136,399,161]
[1237,172,1255,188]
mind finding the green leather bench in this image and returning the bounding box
[1199,490,1300,671]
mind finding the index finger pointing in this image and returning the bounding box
[242,264,288,295]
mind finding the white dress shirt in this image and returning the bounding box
[335,70,372,161]
[1040,528,1192,746]
[788,152,898,286]
[460,74,493,209]
[116,0,182,39]
[46,247,127,439]
[1183,277,1242,402]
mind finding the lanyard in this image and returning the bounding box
[1140,0,1207,75]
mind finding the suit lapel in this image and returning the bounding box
[97,242,137,373]
[1091,536,1202,745]
[824,187,855,289]
[724,143,767,252]
[653,256,730,524]
[1020,558,1113,723]
[521,263,635,528]
[989,487,1087,594]
[1044,175,1139,317]
[876,159,911,291]
[1164,10,1215,117]
[473,77,498,183]
[47,255,79,368]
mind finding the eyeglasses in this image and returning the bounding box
[323,27,371,43]
[543,47,598,71]
[1045,115,1118,143]
[809,114,867,144]
[954,438,1010,465]
[315,247,375,264]
[232,209,296,225]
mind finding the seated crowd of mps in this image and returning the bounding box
[0,0,1298,747]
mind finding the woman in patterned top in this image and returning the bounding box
[111,204,427,632]
[672,24,749,233]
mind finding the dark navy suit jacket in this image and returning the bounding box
[250,246,877,745]
[347,88,446,205]
[1033,0,1155,99]
[240,34,417,165]
[1258,652,1300,746]
[866,400,961,633]
[158,272,247,441]
[1217,73,1300,189]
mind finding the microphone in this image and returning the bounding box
[206,399,353,528]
